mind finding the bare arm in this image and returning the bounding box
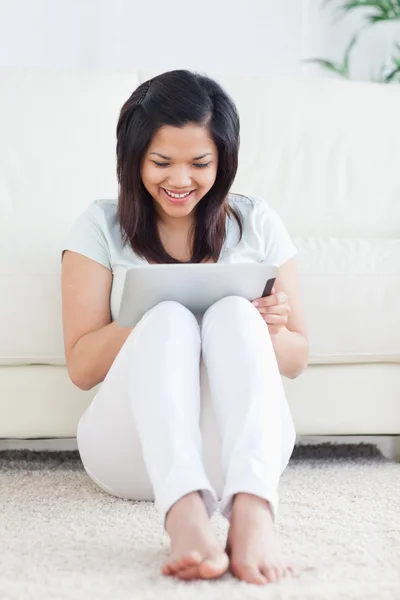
[253,257,308,379]
[270,258,308,378]
[270,326,308,379]
[69,320,133,391]
[61,250,133,391]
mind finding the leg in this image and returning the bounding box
[77,301,228,580]
[201,296,297,585]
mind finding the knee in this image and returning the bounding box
[146,300,198,328]
[204,295,255,321]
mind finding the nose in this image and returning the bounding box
[165,167,193,189]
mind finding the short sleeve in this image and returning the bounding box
[255,198,298,267]
[61,204,111,270]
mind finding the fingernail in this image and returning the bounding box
[252,301,259,307]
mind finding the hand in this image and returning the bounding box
[252,287,291,336]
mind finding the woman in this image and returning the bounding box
[61,69,308,585]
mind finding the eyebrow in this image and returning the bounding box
[149,152,213,161]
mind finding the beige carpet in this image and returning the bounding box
[0,443,399,600]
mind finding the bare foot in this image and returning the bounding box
[162,492,229,581]
[226,493,297,585]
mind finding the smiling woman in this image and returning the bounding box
[61,69,307,586]
[116,70,243,264]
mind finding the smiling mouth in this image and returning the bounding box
[161,188,195,203]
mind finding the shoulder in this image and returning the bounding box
[62,200,119,270]
[88,199,119,227]
[227,192,279,228]
[226,192,297,267]
[78,199,120,242]
[228,192,275,215]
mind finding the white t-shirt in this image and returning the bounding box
[61,192,298,322]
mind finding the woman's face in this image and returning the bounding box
[141,124,218,221]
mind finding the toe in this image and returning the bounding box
[175,554,228,581]
[162,551,202,577]
[161,563,173,576]
[162,560,180,576]
[278,565,290,579]
[231,561,267,585]
[199,554,229,579]
[178,551,202,569]
[260,566,279,583]
[177,566,202,581]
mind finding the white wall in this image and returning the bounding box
[0,0,398,80]
[0,0,305,74]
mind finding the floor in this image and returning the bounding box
[0,438,399,599]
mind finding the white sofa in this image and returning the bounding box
[0,67,399,457]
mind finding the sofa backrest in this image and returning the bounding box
[0,67,399,238]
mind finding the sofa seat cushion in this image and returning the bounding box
[296,238,400,364]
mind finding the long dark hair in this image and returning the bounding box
[116,69,243,264]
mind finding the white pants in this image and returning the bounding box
[77,296,296,527]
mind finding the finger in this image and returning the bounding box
[274,291,288,305]
[257,304,290,316]
[262,314,288,325]
[253,292,287,308]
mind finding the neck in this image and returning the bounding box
[157,209,195,233]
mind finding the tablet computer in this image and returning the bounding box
[117,262,278,328]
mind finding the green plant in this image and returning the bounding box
[328,0,400,24]
[306,0,400,82]
[304,33,358,78]
[376,42,400,81]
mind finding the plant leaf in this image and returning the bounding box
[340,1,389,11]
[383,65,400,81]
[303,58,349,77]
[368,14,399,22]
[343,33,359,74]
[392,48,400,67]
[335,0,400,22]
[320,0,400,83]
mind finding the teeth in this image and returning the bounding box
[164,189,192,199]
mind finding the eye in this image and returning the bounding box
[153,162,211,168]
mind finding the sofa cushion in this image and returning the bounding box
[295,238,400,364]
[1,70,400,240]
